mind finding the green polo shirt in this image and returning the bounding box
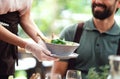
[60,19,120,79]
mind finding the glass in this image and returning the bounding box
[29,73,41,79]
[108,55,120,79]
[45,73,62,79]
[8,75,14,79]
[66,70,82,79]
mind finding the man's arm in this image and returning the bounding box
[51,61,68,78]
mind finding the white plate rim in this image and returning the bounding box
[50,53,79,59]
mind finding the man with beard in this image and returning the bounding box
[51,0,120,79]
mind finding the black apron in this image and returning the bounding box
[0,11,20,76]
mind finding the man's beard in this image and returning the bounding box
[92,3,114,20]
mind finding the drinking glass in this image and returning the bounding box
[45,73,62,79]
[66,70,82,79]
[108,55,120,79]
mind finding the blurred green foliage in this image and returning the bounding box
[18,0,92,38]
[57,0,91,13]
[87,65,110,79]
[18,0,120,38]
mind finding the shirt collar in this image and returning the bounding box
[84,18,120,35]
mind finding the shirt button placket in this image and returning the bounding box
[95,36,101,54]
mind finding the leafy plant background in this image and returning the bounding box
[18,0,120,38]
[87,65,110,79]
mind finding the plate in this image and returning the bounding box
[50,53,79,59]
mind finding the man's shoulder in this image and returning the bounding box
[63,23,78,32]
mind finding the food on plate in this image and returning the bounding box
[51,39,75,46]
[45,38,79,56]
[51,39,66,45]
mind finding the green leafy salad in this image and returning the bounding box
[51,39,74,45]
[51,39,66,44]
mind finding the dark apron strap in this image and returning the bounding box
[67,22,84,70]
[73,22,84,43]
[73,22,84,53]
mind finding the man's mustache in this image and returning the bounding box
[92,3,106,9]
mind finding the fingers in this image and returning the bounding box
[36,52,59,62]
[25,42,59,61]
[30,73,41,79]
[37,39,47,48]
[42,48,59,61]
[41,47,51,56]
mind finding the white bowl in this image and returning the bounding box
[46,41,79,56]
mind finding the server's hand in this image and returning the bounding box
[25,42,58,62]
